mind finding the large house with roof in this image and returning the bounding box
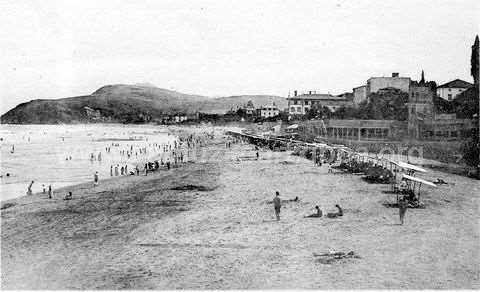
[257,103,280,118]
[436,79,473,101]
[287,91,353,115]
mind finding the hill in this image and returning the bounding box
[202,95,287,115]
[1,84,286,124]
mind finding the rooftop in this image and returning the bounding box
[287,94,346,100]
[368,76,411,81]
[437,79,473,89]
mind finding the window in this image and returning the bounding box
[290,107,295,112]
[448,94,452,100]
[448,88,451,91]
[294,100,298,105]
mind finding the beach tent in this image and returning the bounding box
[397,174,436,204]
[397,162,427,173]
[402,174,436,187]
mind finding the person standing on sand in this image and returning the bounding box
[48,185,53,199]
[273,191,282,221]
[398,197,408,225]
[110,165,113,177]
[94,171,99,186]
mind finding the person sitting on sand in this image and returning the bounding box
[64,191,72,200]
[326,204,343,218]
[434,178,448,185]
[305,206,322,218]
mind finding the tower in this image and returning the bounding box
[420,70,425,84]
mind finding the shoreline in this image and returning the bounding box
[0,124,198,202]
[2,126,479,289]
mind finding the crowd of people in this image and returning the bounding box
[272,191,343,221]
[21,129,215,201]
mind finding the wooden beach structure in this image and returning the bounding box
[227,128,438,206]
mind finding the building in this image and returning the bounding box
[419,115,477,140]
[353,85,367,104]
[298,119,406,141]
[436,79,473,101]
[258,103,279,118]
[287,92,353,115]
[83,106,103,120]
[367,73,411,96]
[245,100,255,116]
[352,73,411,103]
[407,83,435,138]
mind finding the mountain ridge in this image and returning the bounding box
[1,84,287,124]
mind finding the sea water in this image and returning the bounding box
[0,124,176,201]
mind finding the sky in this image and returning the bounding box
[1,0,479,113]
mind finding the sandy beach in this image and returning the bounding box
[1,127,479,289]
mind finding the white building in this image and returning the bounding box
[436,79,473,101]
[259,103,280,118]
[287,93,352,115]
[353,85,367,104]
[367,73,411,95]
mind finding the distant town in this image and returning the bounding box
[1,36,478,175]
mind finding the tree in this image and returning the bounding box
[306,105,332,119]
[471,35,479,86]
[363,89,409,120]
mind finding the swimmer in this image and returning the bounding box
[93,171,99,186]
[64,191,72,200]
[26,180,34,195]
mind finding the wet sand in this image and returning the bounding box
[1,129,479,289]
